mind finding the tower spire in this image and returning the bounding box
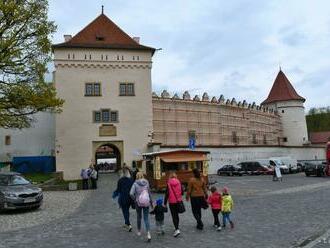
[101,5,104,14]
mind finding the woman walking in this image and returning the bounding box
[113,166,134,232]
[130,172,153,242]
[164,172,184,237]
[186,168,208,230]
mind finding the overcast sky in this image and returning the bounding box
[48,0,330,110]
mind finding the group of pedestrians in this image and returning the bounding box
[113,167,234,242]
[80,164,98,190]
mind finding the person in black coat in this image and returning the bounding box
[113,166,134,231]
[150,198,168,235]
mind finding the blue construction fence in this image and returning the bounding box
[12,156,55,174]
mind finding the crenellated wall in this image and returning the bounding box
[152,90,283,147]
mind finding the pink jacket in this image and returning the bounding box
[167,178,183,204]
[208,192,222,210]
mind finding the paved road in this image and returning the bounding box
[1,173,330,248]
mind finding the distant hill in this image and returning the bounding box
[306,112,330,132]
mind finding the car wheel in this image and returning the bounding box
[305,172,310,177]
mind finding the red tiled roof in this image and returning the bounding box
[52,14,155,53]
[261,70,305,105]
[310,131,330,144]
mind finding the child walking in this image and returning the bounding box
[150,198,168,235]
[208,186,222,231]
[221,187,234,229]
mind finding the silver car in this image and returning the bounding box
[0,172,43,211]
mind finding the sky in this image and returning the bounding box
[48,0,330,110]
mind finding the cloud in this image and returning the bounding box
[48,0,330,110]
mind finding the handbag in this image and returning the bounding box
[169,183,186,214]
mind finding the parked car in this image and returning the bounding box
[0,172,43,211]
[237,161,273,175]
[217,165,244,176]
[268,159,289,174]
[304,162,326,177]
[297,162,304,172]
[269,157,298,173]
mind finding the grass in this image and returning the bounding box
[23,173,55,184]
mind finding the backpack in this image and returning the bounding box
[137,189,150,207]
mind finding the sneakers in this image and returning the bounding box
[173,229,181,237]
[217,226,222,231]
[128,225,132,232]
[147,232,151,242]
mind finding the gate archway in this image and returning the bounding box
[95,144,121,173]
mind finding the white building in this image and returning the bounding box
[52,13,155,179]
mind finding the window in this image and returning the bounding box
[252,133,257,144]
[93,111,101,122]
[93,110,119,123]
[283,137,288,142]
[188,130,196,140]
[5,135,11,145]
[281,110,285,113]
[232,131,238,144]
[85,83,101,96]
[110,111,118,122]
[89,54,92,60]
[263,134,267,144]
[102,109,110,122]
[68,54,70,59]
[119,83,135,96]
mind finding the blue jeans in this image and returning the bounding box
[136,206,150,231]
[121,204,130,226]
[222,212,232,226]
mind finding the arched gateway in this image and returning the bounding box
[95,144,121,173]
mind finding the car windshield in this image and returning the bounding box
[0,175,10,186]
[274,160,283,166]
[9,175,30,186]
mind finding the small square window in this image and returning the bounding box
[252,133,257,144]
[282,110,285,113]
[110,111,118,122]
[283,137,288,142]
[94,83,101,96]
[85,83,93,96]
[119,83,135,96]
[94,111,101,122]
[127,83,134,95]
[102,110,110,122]
[5,135,11,145]
[85,83,101,96]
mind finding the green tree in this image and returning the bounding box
[0,0,63,129]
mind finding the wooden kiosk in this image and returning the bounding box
[142,150,210,191]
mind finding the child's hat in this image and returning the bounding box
[156,198,163,206]
[222,187,229,194]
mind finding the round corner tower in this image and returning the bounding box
[261,70,308,146]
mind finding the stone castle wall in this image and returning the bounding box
[152,90,283,147]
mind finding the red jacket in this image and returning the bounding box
[208,192,222,210]
[166,178,183,204]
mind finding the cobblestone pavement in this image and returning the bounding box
[0,190,90,232]
[1,173,330,248]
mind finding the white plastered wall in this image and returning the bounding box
[54,48,153,180]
